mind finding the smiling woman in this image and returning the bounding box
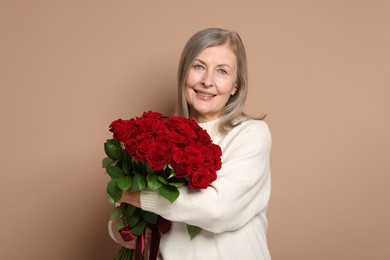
[176,28,253,134]
[185,44,238,123]
[109,28,272,260]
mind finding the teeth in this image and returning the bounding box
[195,90,214,97]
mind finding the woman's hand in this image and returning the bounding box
[108,190,143,249]
[119,190,141,208]
[109,219,152,249]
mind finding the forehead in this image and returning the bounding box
[196,44,237,66]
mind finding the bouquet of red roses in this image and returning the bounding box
[103,111,222,260]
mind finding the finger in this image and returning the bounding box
[123,239,137,249]
[145,227,152,240]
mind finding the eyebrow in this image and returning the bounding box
[194,58,233,69]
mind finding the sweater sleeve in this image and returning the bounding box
[140,120,272,233]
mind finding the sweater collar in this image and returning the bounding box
[197,118,221,139]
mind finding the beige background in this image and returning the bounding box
[1,1,389,259]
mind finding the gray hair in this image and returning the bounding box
[175,28,255,134]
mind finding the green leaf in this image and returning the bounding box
[117,216,126,230]
[132,159,139,170]
[141,211,158,224]
[167,181,186,188]
[147,174,163,190]
[107,194,115,204]
[117,249,133,260]
[158,185,180,203]
[117,176,132,190]
[145,163,153,174]
[126,213,140,227]
[104,139,123,160]
[125,204,136,216]
[132,159,145,173]
[107,179,122,203]
[106,165,125,179]
[187,224,201,239]
[121,152,132,175]
[102,157,114,168]
[131,173,147,192]
[131,219,146,236]
[157,176,168,185]
[111,159,120,166]
[110,206,122,221]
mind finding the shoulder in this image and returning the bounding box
[219,119,271,160]
[236,119,271,138]
[225,119,272,148]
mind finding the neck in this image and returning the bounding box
[189,112,221,123]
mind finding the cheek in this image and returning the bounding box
[217,82,236,96]
[184,82,193,102]
[184,79,193,96]
[185,70,201,87]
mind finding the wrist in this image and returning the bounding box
[120,190,141,208]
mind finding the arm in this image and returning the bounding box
[140,120,272,233]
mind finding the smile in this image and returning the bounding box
[194,90,216,98]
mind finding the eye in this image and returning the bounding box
[194,64,204,70]
[218,68,228,75]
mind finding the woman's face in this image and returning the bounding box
[185,44,238,123]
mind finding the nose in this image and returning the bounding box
[201,70,214,88]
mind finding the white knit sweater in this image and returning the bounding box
[140,118,272,260]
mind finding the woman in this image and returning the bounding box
[110,28,272,260]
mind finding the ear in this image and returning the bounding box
[231,84,238,96]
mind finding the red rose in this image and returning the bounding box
[172,162,189,178]
[145,144,173,170]
[153,122,169,135]
[181,135,197,147]
[208,169,217,182]
[138,118,159,133]
[207,143,222,157]
[208,156,222,171]
[166,116,186,131]
[141,111,163,119]
[124,138,138,157]
[184,146,204,160]
[199,146,214,158]
[172,148,186,164]
[135,139,154,162]
[155,134,172,146]
[187,159,207,176]
[177,124,196,139]
[185,118,201,130]
[109,118,138,142]
[189,169,213,189]
[196,128,212,144]
[168,131,186,146]
[136,132,155,143]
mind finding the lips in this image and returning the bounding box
[194,89,216,98]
